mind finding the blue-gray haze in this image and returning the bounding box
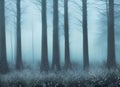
[5,0,120,69]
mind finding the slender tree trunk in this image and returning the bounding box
[82,0,89,71]
[52,0,60,71]
[64,0,71,69]
[107,0,116,69]
[31,19,35,68]
[10,32,14,65]
[0,0,9,74]
[16,0,23,70]
[41,0,49,71]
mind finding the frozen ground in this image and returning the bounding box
[0,67,120,87]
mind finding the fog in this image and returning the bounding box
[5,0,120,69]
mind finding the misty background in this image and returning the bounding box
[5,0,120,69]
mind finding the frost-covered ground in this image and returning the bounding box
[1,67,120,87]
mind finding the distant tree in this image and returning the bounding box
[0,0,9,74]
[82,0,89,71]
[96,0,118,68]
[40,0,49,71]
[107,0,116,69]
[52,0,60,70]
[64,0,71,69]
[16,0,23,70]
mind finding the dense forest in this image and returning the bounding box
[0,0,120,87]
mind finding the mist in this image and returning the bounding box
[4,0,118,69]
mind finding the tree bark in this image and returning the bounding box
[16,0,23,70]
[0,0,9,74]
[64,0,71,69]
[82,0,89,71]
[107,0,116,69]
[41,0,49,71]
[52,0,60,71]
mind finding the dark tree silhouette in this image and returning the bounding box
[0,0,9,74]
[16,0,23,70]
[52,0,60,70]
[107,0,116,69]
[64,0,71,69]
[82,0,89,71]
[40,0,49,71]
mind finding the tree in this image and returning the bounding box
[96,0,119,68]
[40,0,49,71]
[107,0,116,69]
[16,0,23,70]
[52,0,60,70]
[64,0,71,69]
[0,0,9,74]
[82,0,89,71]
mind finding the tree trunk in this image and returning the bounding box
[64,0,71,69]
[16,0,23,70]
[0,0,9,74]
[82,0,89,71]
[107,0,116,69]
[41,0,49,71]
[52,0,60,71]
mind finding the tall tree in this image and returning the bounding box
[64,0,71,69]
[16,0,23,70]
[52,0,60,70]
[0,0,9,74]
[40,0,49,71]
[107,0,116,68]
[82,0,89,71]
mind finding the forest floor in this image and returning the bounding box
[0,67,120,87]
